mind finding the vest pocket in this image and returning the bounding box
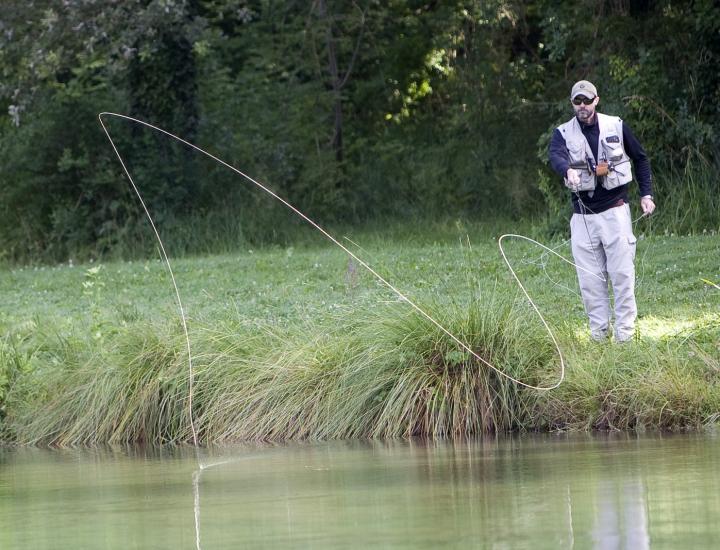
[578,170,595,191]
[603,168,623,190]
[567,139,595,191]
[601,139,627,190]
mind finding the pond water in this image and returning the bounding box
[2,432,719,549]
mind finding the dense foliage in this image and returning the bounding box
[1,0,718,262]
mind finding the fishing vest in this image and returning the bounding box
[557,112,633,192]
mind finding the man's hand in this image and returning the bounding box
[640,195,655,215]
[565,168,581,191]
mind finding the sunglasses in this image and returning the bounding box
[572,96,595,106]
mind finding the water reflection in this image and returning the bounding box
[591,478,649,550]
[2,432,719,549]
[188,433,717,549]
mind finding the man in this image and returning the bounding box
[548,80,655,342]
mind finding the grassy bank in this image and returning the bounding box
[1,221,719,444]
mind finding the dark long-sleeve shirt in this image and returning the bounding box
[548,114,653,214]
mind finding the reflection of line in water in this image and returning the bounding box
[566,484,575,548]
[193,469,201,550]
[190,449,339,549]
[192,456,261,550]
[193,450,289,550]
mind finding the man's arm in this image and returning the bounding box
[622,122,653,198]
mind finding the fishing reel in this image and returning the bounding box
[586,156,608,176]
[588,146,624,177]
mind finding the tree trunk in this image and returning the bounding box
[317,0,343,162]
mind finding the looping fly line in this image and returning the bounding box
[98,112,569,444]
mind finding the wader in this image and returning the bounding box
[570,202,637,341]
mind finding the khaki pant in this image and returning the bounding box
[570,204,637,341]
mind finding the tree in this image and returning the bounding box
[309,0,365,163]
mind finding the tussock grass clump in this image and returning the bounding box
[5,296,555,445]
[358,298,552,438]
[195,296,554,442]
[4,310,720,445]
[534,325,720,432]
[8,326,193,446]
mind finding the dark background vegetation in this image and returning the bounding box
[0,0,718,263]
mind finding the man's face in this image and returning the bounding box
[572,95,599,123]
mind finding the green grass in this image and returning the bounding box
[1,220,719,444]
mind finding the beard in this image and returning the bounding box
[576,109,594,122]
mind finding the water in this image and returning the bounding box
[2,433,719,549]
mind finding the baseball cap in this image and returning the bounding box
[571,80,597,100]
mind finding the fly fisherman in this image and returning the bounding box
[548,80,655,342]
